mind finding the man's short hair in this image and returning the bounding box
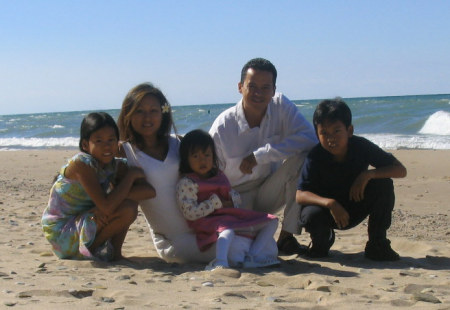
[240,58,277,87]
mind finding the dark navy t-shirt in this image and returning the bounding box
[298,135,396,203]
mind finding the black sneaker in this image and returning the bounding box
[277,235,308,255]
[364,239,400,261]
[305,229,335,258]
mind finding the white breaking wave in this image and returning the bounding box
[362,134,450,150]
[419,111,450,135]
[0,137,78,149]
[1,134,449,150]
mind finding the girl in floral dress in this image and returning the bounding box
[42,112,154,261]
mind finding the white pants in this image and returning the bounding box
[233,153,306,235]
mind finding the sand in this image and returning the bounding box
[0,149,449,309]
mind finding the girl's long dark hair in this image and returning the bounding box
[52,112,119,182]
[79,112,119,152]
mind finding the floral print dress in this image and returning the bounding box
[41,152,125,260]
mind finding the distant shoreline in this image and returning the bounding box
[1,93,449,116]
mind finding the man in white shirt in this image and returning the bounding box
[209,58,318,255]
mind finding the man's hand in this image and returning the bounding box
[239,154,257,174]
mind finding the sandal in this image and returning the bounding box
[277,235,308,255]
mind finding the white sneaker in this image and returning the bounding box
[243,255,280,268]
[205,259,228,271]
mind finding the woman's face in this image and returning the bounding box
[130,95,163,139]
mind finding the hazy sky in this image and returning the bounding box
[1,0,449,115]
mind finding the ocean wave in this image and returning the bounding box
[419,111,450,135]
[1,134,449,150]
[362,134,450,150]
[0,137,78,149]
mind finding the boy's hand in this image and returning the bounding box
[328,200,349,229]
[349,170,372,202]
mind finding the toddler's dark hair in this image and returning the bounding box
[179,129,219,177]
[79,112,119,152]
[313,98,352,132]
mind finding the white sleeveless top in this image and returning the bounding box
[122,136,214,263]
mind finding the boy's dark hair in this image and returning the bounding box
[179,129,219,177]
[79,112,119,152]
[118,82,176,148]
[240,58,277,87]
[313,98,352,132]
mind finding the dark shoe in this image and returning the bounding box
[277,235,308,255]
[364,239,400,261]
[305,229,335,258]
[305,245,329,258]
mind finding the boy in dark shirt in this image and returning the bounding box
[296,99,407,261]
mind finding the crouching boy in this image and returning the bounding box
[296,99,407,261]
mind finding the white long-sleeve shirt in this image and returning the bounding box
[209,93,318,187]
[176,177,242,221]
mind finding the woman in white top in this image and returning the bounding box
[117,83,215,263]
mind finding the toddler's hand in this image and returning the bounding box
[221,199,234,209]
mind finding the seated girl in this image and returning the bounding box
[176,129,280,270]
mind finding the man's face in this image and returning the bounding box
[238,68,275,114]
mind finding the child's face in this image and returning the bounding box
[188,146,214,178]
[130,95,162,139]
[317,119,353,162]
[82,126,118,166]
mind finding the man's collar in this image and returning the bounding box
[236,99,249,134]
[236,97,274,135]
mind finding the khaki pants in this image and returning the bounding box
[233,153,307,234]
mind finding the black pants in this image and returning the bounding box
[299,179,395,249]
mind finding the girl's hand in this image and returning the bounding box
[92,208,109,230]
[126,166,146,181]
[328,200,349,229]
[349,170,372,202]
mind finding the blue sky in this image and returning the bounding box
[1,0,449,115]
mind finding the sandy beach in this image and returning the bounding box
[0,149,449,309]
